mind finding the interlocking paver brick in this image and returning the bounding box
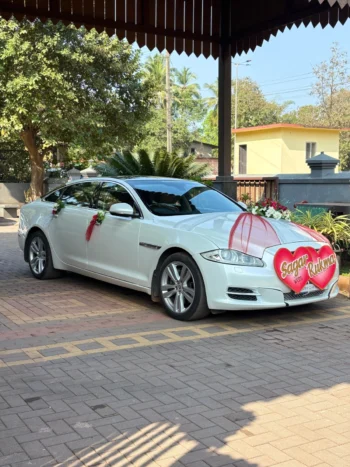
[1,224,350,466]
[0,437,23,456]
[0,453,29,466]
[21,441,47,459]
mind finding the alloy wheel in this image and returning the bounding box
[161,261,195,314]
[29,237,47,275]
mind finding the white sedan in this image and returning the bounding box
[18,177,339,321]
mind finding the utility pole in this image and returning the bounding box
[165,50,172,153]
[232,60,251,173]
[233,60,251,131]
[234,63,239,132]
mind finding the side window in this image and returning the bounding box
[61,182,99,208]
[97,182,137,213]
[306,142,317,159]
[43,187,66,203]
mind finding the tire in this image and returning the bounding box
[159,252,210,321]
[27,231,62,280]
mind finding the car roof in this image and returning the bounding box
[66,176,198,185]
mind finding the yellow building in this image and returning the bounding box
[232,124,348,175]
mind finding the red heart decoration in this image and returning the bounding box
[306,245,337,290]
[274,247,311,293]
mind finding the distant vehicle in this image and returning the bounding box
[18,177,339,321]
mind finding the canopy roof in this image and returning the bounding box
[0,0,349,58]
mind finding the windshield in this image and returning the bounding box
[126,179,243,216]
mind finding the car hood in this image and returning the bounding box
[154,212,326,257]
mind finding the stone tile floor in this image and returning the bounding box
[0,220,350,466]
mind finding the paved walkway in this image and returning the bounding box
[0,221,350,467]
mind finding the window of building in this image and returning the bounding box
[306,142,317,159]
[239,145,247,174]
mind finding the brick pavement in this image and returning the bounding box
[0,221,350,466]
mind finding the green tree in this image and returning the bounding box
[311,43,350,127]
[0,141,30,182]
[204,80,219,118]
[232,78,290,128]
[140,57,204,154]
[284,44,350,170]
[96,149,208,179]
[0,18,152,199]
[143,54,166,106]
[202,78,290,148]
[282,105,322,126]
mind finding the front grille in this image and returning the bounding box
[228,287,254,294]
[284,290,324,301]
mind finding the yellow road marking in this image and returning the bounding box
[0,310,349,368]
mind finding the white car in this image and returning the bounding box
[18,177,339,321]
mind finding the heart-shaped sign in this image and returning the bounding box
[274,247,311,293]
[306,245,337,290]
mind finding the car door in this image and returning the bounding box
[47,181,100,270]
[87,182,142,284]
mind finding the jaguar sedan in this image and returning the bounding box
[18,177,339,321]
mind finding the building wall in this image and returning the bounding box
[234,129,283,175]
[195,157,218,176]
[234,128,340,175]
[190,141,217,157]
[0,182,30,205]
[280,128,339,174]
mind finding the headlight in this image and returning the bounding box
[201,249,264,267]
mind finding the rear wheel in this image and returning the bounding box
[28,231,62,280]
[159,252,210,321]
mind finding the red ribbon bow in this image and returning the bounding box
[86,214,98,241]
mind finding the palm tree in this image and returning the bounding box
[96,149,208,180]
[173,67,201,101]
[204,80,219,114]
[204,80,219,127]
[143,55,166,107]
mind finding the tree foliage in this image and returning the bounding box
[281,44,350,170]
[202,77,290,149]
[0,142,30,182]
[140,56,204,154]
[0,18,152,198]
[96,149,209,179]
[311,43,350,127]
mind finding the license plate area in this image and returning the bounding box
[302,282,319,294]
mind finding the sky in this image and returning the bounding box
[142,21,350,111]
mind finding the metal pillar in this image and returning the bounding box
[213,0,237,199]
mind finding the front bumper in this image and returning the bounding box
[195,252,339,311]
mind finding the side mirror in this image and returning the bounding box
[237,201,247,209]
[109,203,135,217]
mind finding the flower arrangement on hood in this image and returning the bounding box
[246,198,291,221]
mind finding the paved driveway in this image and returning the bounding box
[0,221,350,467]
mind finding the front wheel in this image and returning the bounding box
[159,252,210,321]
[28,231,62,280]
